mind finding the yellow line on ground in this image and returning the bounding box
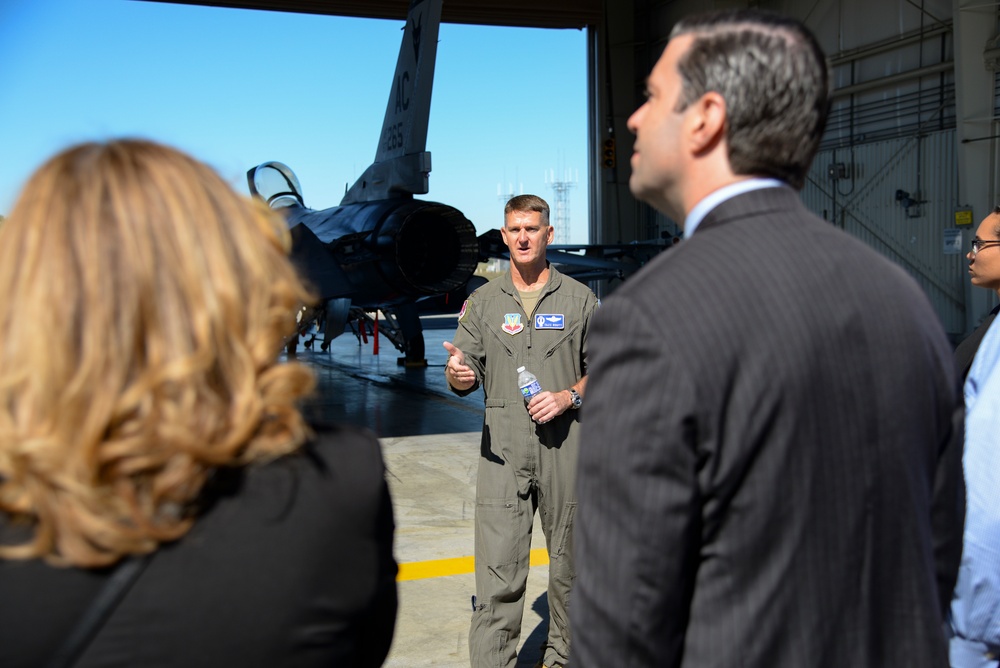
[397,548,550,582]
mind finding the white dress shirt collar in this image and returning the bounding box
[683,178,787,239]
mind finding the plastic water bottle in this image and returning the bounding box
[517,366,542,403]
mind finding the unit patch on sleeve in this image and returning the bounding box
[457,299,469,322]
[502,313,524,335]
[534,314,565,330]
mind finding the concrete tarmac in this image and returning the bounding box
[292,318,552,667]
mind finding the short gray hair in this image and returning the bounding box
[504,194,550,226]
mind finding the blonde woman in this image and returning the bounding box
[0,139,396,667]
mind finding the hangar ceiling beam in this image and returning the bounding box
[141,0,602,29]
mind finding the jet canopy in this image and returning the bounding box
[247,161,305,208]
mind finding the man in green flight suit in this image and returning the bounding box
[444,194,598,668]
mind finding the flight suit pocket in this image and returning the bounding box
[475,497,523,566]
[541,321,581,360]
[481,399,511,464]
[550,501,576,559]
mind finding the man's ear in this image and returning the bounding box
[687,91,727,154]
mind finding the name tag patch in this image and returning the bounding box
[502,313,524,335]
[534,314,565,330]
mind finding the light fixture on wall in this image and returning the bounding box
[827,162,848,181]
[984,33,1000,72]
[895,189,925,218]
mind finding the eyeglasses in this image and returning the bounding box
[971,238,1000,255]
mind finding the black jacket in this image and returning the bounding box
[0,423,397,668]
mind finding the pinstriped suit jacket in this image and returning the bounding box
[572,187,964,668]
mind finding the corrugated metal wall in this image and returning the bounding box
[618,0,986,335]
[801,130,966,334]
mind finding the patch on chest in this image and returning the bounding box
[502,313,524,335]
[534,314,564,329]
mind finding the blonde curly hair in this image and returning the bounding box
[0,139,316,567]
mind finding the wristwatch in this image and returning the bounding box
[569,388,583,410]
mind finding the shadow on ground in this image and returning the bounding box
[515,592,549,667]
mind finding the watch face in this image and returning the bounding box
[571,390,582,408]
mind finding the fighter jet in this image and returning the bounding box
[247,0,478,365]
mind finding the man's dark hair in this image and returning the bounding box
[504,194,550,226]
[670,10,830,190]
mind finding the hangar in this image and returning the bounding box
[159,0,999,340]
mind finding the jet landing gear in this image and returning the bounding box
[348,307,428,367]
[388,304,427,368]
[287,305,329,356]
[398,335,426,368]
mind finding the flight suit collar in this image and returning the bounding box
[498,262,563,300]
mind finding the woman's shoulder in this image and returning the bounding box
[200,422,389,537]
[301,422,384,473]
[277,422,388,507]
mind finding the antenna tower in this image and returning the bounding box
[497,181,522,206]
[546,169,577,245]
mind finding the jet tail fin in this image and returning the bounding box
[342,0,443,204]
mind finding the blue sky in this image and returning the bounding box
[0,0,590,242]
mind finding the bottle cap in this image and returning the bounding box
[516,366,525,373]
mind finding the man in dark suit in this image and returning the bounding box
[571,10,965,668]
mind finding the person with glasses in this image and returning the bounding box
[949,207,1000,667]
[955,206,1000,379]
